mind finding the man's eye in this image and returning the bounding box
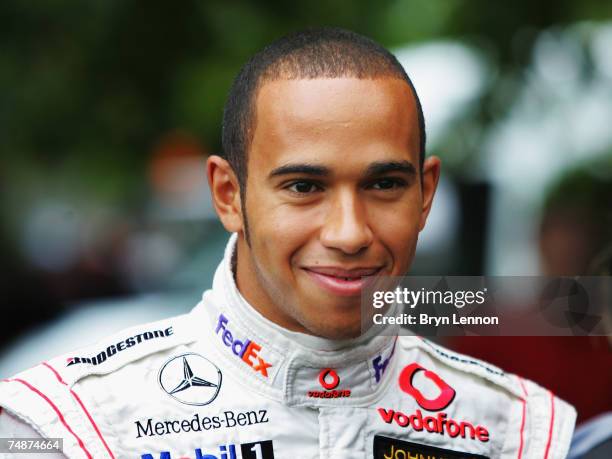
[286,181,320,194]
[370,178,406,190]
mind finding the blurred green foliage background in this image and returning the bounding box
[1,0,611,348]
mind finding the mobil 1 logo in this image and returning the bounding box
[241,440,274,459]
[141,440,274,459]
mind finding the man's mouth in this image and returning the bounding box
[301,266,383,296]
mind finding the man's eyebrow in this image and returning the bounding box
[268,163,330,178]
[364,161,417,177]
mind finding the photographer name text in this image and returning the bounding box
[372,313,499,326]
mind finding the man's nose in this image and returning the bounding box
[320,190,374,255]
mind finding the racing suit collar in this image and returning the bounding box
[194,233,399,407]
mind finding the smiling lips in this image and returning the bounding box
[302,266,382,296]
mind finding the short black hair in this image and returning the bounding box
[221,27,426,192]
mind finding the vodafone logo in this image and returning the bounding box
[399,363,455,411]
[377,363,489,443]
[318,369,340,390]
[377,408,489,443]
[308,368,351,398]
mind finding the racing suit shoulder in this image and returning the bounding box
[398,336,577,459]
[403,337,513,392]
[0,310,198,459]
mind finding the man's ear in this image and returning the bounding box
[419,156,441,231]
[206,155,244,233]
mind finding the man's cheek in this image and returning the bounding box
[374,213,419,241]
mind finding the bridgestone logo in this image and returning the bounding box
[67,327,174,366]
[135,410,269,438]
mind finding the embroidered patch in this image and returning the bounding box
[373,435,489,459]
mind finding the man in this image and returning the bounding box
[0,28,575,459]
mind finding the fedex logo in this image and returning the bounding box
[215,315,272,378]
[372,338,396,384]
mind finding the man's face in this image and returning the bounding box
[226,77,439,339]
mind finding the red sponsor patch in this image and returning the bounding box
[399,363,456,411]
[377,408,489,443]
[308,368,351,398]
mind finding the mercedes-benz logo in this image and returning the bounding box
[158,353,222,406]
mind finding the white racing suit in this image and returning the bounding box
[0,235,576,459]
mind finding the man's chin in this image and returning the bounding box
[302,315,363,340]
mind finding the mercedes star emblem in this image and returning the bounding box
[158,352,222,406]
